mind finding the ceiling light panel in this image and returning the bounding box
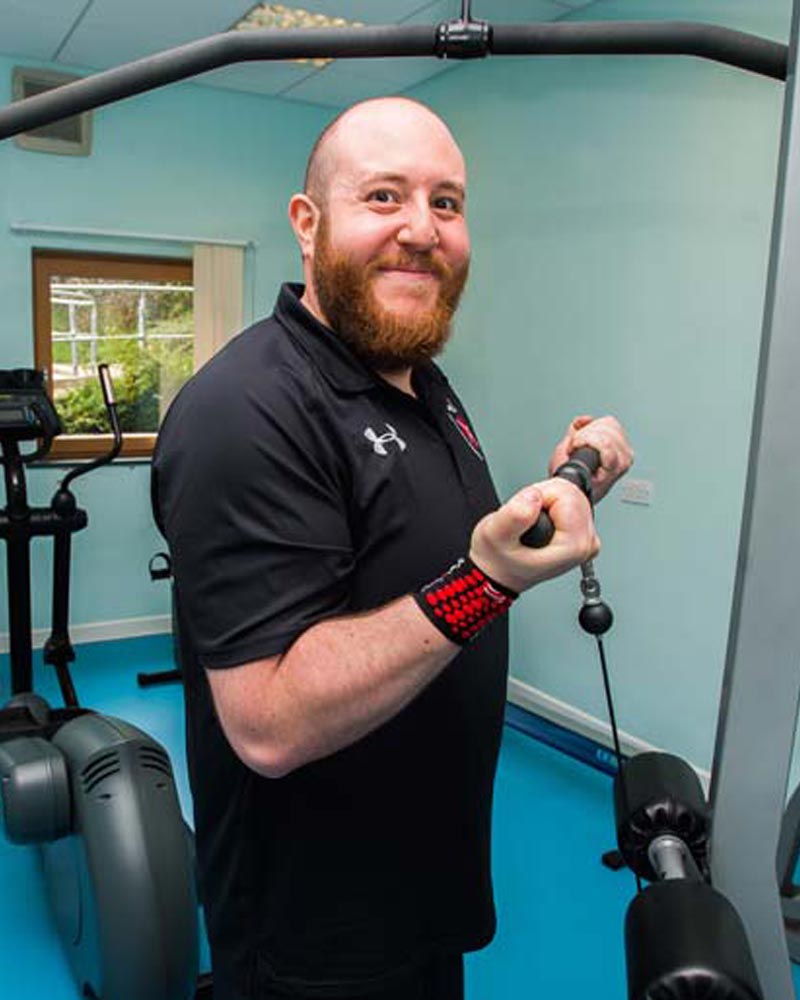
[276,1,444,23]
[233,4,365,67]
[234,3,362,30]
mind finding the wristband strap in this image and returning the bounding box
[414,557,518,646]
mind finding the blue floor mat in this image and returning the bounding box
[0,635,796,998]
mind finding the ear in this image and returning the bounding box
[288,193,320,261]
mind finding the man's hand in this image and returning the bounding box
[548,415,633,503]
[469,477,599,594]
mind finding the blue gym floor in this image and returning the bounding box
[1,634,797,999]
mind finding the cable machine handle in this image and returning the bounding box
[519,446,600,548]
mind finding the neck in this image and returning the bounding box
[378,368,416,397]
[300,286,328,327]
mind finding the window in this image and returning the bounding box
[33,250,194,459]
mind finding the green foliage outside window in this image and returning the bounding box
[51,282,193,435]
[55,339,192,434]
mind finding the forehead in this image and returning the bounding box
[326,106,466,193]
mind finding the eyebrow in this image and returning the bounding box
[360,172,466,199]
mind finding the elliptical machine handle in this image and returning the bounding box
[58,364,123,495]
[98,363,116,407]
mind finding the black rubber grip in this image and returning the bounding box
[519,446,600,548]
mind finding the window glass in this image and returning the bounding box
[33,251,193,459]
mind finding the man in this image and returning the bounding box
[152,97,632,1000]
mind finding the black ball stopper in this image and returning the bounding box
[579,600,613,636]
[52,489,76,517]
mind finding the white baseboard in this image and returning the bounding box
[507,675,711,790]
[0,614,172,654]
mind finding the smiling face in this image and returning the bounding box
[289,99,471,372]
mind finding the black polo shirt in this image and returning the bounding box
[152,284,509,999]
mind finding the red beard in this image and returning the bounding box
[312,214,469,372]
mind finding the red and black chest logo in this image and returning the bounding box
[445,398,484,462]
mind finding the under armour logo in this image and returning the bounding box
[364,424,407,456]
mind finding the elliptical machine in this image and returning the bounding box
[0,367,202,1000]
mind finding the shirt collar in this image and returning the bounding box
[273,282,449,398]
[274,282,377,394]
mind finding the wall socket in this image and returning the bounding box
[621,478,654,505]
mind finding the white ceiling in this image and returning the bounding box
[0,0,599,109]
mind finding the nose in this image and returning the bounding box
[396,196,439,252]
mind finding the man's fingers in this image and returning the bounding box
[491,485,544,544]
[573,418,633,473]
[470,478,600,593]
[548,414,596,475]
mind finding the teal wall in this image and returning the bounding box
[409,1,790,770]
[0,55,329,648]
[0,0,794,771]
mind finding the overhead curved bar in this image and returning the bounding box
[0,20,788,141]
[491,21,787,77]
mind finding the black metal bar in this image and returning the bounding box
[6,535,32,694]
[492,21,788,80]
[137,668,181,688]
[60,364,123,493]
[0,21,788,141]
[0,508,87,537]
[2,442,33,694]
[45,528,79,708]
[0,26,436,140]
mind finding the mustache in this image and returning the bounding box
[368,252,451,280]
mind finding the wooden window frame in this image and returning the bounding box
[33,249,193,460]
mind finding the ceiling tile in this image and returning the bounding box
[278,2,446,24]
[328,53,455,85]
[193,60,314,96]
[561,0,791,41]
[468,0,577,21]
[399,0,454,22]
[279,60,411,107]
[0,0,90,61]
[56,0,254,69]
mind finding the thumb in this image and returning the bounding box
[496,486,544,543]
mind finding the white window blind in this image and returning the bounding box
[192,243,245,369]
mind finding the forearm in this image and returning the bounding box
[211,595,459,778]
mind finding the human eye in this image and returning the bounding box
[433,194,463,214]
[366,188,401,207]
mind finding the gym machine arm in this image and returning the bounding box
[0,17,786,141]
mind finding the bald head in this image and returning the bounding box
[304,97,462,206]
[288,93,471,370]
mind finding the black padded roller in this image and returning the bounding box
[615,751,708,880]
[626,880,763,1000]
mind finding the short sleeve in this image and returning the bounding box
[152,361,354,669]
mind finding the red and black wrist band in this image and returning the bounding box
[414,557,518,646]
